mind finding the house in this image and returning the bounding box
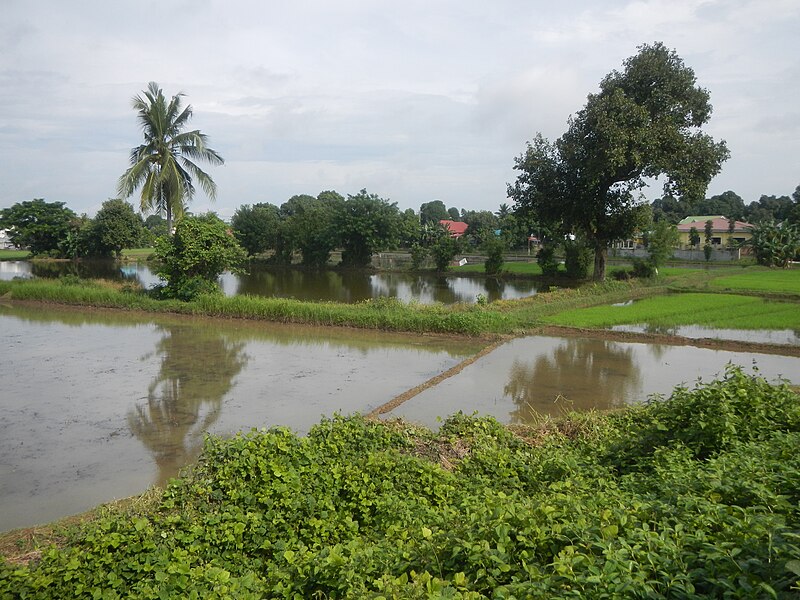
[0,229,15,250]
[676,216,753,248]
[439,220,469,238]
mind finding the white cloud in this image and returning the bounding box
[1,0,798,216]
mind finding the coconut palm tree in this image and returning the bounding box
[117,82,224,233]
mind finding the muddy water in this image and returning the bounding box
[383,335,800,428]
[611,324,800,346]
[0,261,540,304]
[0,304,484,532]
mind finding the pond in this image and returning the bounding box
[0,260,540,304]
[0,304,485,532]
[3,304,799,533]
[382,335,800,428]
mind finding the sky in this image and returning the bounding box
[1,0,798,220]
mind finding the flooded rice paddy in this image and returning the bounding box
[1,300,799,533]
[0,304,483,532]
[382,335,800,428]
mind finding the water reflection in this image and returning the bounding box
[129,326,248,486]
[0,303,482,532]
[0,260,539,304]
[504,338,639,421]
[384,335,800,429]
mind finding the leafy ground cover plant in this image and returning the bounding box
[2,367,798,598]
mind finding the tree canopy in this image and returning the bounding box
[0,199,76,256]
[509,42,729,280]
[90,199,145,258]
[117,82,224,233]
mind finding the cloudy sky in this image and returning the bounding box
[1,0,798,219]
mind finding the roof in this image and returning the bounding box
[678,215,724,224]
[676,216,753,233]
[439,220,469,237]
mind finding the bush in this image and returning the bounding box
[536,246,559,276]
[154,214,247,301]
[482,235,505,276]
[563,239,592,279]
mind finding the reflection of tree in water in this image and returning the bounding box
[128,325,248,486]
[504,338,641,424]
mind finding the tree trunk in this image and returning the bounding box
[593,247,607,281]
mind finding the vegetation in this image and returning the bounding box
[117,82,224,233]
[744,221,800,268]
[542,292,800,331]
[0,199,76,257]
[90,199,146,258]
[709,268,800,295]
[2,368,798,597]
[336,190,401,268]
[230,203,282,257]
[153,214,248,301]
[509,42,729,280]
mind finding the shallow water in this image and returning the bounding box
[0,304,483,531]
[0,260,539,304]
[611,323,800,345]
[383,335,800,428]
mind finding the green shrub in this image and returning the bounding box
[563,239,593,279]
[536,245,559,277]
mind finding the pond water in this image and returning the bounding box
[0,304,484,532]
[383,335,800,428]
[3,304,799,533]
[610,324,800,346]
[0,260,539,304]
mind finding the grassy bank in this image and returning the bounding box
[0,277,648,336]
[2,367,799,597]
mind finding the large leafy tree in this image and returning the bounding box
[509,42,729,280]
[117,82,224,233]
[230,202,282,257]
[90,199,145,258]
[336,189,401,268]
[419,200,448,226]
[280,191,344,267]
[0,199,76,256]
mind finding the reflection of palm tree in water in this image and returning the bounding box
[504,338,641,424]
[128,325,248,486]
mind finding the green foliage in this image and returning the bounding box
[563,239,593,279]
[281,192,344,267]
[509,42,729,280]
[643,219,679,273]
[337,190,401,268]
[4,369,800,598]
[117,82,224,232]
[419,200,448,226]
[154,214,247,301]
[688,225,701,247]
[745,221,800,268]
[430,226,461,271]
[482,235,504,276]
[0,199,76,256]
[536,245,560,277]
[89,199,145,258]
[409,242,428,270]
[230,202,281,257]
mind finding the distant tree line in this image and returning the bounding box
[0,198,161,258]
[651,186,800,225]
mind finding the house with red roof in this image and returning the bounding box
[439,220,469,238]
